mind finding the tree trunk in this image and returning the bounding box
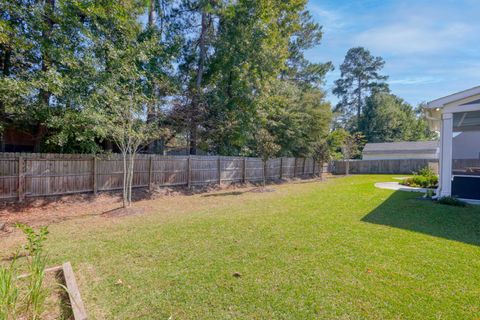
[345,159,350,176]
[127,153,135,206]
[0,47,10,152]
[263,160,267,188]
[148,0,156,26]
[33,125,47,152]
[122,152,128,208]
[0,132,4,152]
[189,127,197,155]
[357,77,362,131]
[105,140,113,152]
[39,0,55,107]
[146,0,158,154]
[189,9,209,155]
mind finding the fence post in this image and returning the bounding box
[312,159,315,177]
[279,157,283,180]
[242,157,247,183]
[93,156,98,194]
[187,156,191,188]
[18,157,25,202]
[218,156,222,185]
[302,158,306,177]
[148,156,153,191]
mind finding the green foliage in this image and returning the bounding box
[0,256,18,320]
[25,252,47,320]
[1,0,332,156]
[416,167,437,178]
[437,196,467,207]
[16,224,49,256]
[360,92,437,142]
[402,175,438,188]
[172,0,332,156]
[311,140,330,164]
[0,225,49,320]
[341,131,365,160]
[401,167,438,188]
[333,47,389,130]
[311,139,330,179]
[256,128,281,163]
[44,108,107,154]
[16,224,49,320]
[254,80,332,157]
[327,129,348,160]
[255,128,280,186]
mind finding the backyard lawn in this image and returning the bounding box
[2,175,480,319]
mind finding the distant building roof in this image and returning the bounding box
[363,141,439,155]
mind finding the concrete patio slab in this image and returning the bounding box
[374,182,428,193]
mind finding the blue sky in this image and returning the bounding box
[305,0,480,106]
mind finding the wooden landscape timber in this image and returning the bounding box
[62,261,88,320]
[16,261,88,320]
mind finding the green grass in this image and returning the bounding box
[4,175,480,319]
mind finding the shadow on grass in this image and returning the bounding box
[362,191,480,246]
[202,191,245,197]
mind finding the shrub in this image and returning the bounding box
[401,166,438,188]
[416,167,437,177]
[402,175,438,188]
[437,196,467,207]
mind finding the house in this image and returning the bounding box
[425,85,480,201]
[2,127,37,152]
[362,141,439,160]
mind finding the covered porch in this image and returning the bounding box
[426,86,480,201]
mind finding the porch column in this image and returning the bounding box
[439,112,453,197]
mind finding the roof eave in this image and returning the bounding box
[426,85,480,109]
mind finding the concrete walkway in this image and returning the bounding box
[374,181,428,193]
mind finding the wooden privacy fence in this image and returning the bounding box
[0,153,323,201]
[332,159,439,175]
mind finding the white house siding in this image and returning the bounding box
[362,141,439,160]
[363,152,438,160]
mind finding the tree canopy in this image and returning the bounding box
[332,47,436,151]
[1,2,438,160]
[333,47,389,131]
[360,92,436,143]
[0,0,333,158]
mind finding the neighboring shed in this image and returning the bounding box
[362,141,439,160]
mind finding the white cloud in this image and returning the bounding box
[308,4,345,32]
[389,77,444,85]
[354,21,473,55]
